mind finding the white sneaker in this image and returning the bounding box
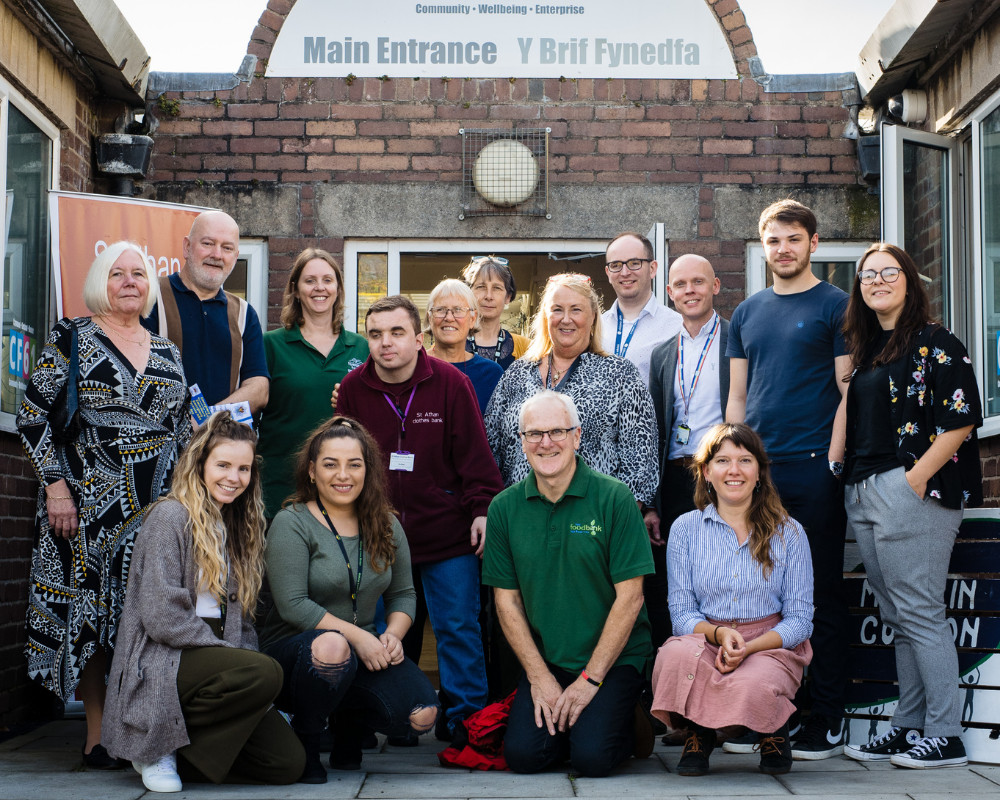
[133,753,182,793]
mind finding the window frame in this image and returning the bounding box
[971,84,1000,437]
[744,241,870,297]
[0,77,60,434]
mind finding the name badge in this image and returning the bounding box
[675,423,691,446]
[390,451,415,471]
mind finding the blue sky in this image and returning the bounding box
[114,0,896,76]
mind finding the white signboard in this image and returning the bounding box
[266,0,738,79]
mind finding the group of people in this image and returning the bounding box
[17,199,983,791]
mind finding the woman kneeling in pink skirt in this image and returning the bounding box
[651,423,813,777]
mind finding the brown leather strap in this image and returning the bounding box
[158,275,183,354]
[225,291,243,396]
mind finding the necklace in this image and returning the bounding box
[98,317,148,346]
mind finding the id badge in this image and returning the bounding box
[389,451,415,471]
[675,423,691,446]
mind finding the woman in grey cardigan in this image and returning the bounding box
[103,412,304,793]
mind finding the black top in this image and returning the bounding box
[846,330,899,484]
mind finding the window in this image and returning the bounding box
[0,81,58,433]
[745,242,869,297]
[973,89,1000,431]
[228,239,268,322]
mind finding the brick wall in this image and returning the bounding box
[144,0,869,322]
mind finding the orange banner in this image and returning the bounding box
[50,192,214,318]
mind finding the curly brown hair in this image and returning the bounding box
[691,423,791,578]
[288,416,398,572]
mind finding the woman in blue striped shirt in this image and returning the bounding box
[650,423,813,777]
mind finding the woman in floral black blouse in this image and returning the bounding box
[840,243,982,770]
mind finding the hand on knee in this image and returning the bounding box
[409,705,438,734]
[311,632,351,678]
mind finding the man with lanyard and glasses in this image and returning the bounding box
[336,295,504,747]
[645,255,729,679]
[600,232,682,387]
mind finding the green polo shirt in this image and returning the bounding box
[482,457,654,673]
[258,325,369,517]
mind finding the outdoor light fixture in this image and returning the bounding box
[888,89,928,124]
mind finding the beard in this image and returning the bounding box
[767,253,811,280]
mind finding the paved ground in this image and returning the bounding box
[2,719,999,800]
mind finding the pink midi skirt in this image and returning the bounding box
[650,613,812,734]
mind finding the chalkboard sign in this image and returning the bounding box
[844,509,1000,764]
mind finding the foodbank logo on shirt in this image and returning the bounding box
[347,358,364,371]
[569,520,603,536]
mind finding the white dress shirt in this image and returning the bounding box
[668,312,723,460]
[600,293,683,385]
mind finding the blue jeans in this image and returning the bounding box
[403,554,488,730]
[504,664,642,777]
[264,629,440,740]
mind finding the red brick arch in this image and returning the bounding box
[246,0,760,77]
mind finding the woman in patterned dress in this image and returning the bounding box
[17,242,192,768]
[840,243,982,769]
[484,272,658,505]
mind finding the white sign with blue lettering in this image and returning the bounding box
[266,0,738,79]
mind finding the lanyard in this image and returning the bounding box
[383,387,417,439]
[316,499,363,625]
[614,307,641,358]
[467,328,507,363]
[677,315,720,421]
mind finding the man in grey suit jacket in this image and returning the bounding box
[643,254,729,650]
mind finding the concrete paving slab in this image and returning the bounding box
[573,771,788,797]
[779,765,1000,794]
[359,772,574,798]
[973,766,1000,786]
[0,769,145,800]
[160,776,364,800]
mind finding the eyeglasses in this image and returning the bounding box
[429,306,472,320]
[858,267,902,285]
[471,255,509,266]
[519,427,574,443]
[606,258,651,273]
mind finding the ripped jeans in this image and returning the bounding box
[264,629,440,739]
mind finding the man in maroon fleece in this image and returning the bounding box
[337,295,503,744]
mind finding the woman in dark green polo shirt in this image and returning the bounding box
[258,248,369,518]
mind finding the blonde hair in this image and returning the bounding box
[280,248,345,333]
[523,273,607,362]
[168,411,266,618]
[424,278,481,335]
[82,241,158,318]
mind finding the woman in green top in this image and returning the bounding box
[260,417,440,783]
[258,248,369,518]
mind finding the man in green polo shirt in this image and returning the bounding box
[482,390,654,777]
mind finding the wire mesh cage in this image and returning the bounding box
[460,128,550,219]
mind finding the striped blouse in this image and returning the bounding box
[666,505,814,649]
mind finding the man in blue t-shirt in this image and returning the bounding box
[726,199,851,760]
[142,210,269,411]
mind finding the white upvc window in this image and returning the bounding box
[0,77,60,433]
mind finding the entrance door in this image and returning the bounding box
[343,237,670,334]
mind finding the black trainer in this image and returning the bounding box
[890,736,968,769]
[676,725,716,776]
[722,729,760,754]
[756,725,792,775]
[790,713,844,760]
[844,726,922,762]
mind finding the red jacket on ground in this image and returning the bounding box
[337,348,504,565]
